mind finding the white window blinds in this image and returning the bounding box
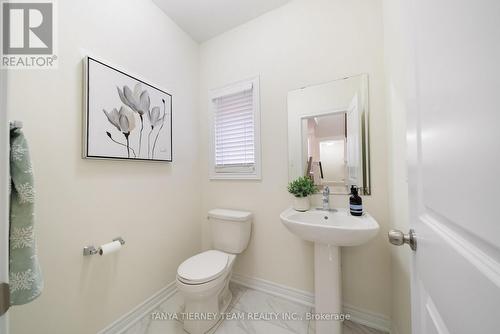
[213,83,255,172]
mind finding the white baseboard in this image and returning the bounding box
[99,274,391,334]
[231,273,391,333]
[231,273,315,307]
[97,281,177,334]
[343,303,391,333]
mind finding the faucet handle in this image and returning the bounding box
[323,186,330,196]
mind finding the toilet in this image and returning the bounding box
[176,208,252,334]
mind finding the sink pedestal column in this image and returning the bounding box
[314,243,342,334]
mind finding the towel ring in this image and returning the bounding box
[9,121,23,130]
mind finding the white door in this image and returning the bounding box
[0,69,9,334]
[401,0,500,333]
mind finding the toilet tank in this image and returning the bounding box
[208,209,252,254]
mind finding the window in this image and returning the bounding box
[209,76,261,179]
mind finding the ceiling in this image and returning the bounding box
[152,0,292,42]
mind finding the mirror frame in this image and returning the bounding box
[287,74,371,195]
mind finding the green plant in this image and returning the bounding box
[287,176,317,198]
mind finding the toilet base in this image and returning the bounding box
[177,272,233,334]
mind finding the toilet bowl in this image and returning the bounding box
[176,209,252,334]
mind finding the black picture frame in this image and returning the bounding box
[83,56,173,162]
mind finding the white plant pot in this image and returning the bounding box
[293,196,310,212]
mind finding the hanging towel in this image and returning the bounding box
[9,123,43,305]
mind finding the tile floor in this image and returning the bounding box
[123,283,387,334]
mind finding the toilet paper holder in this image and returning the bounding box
[83,237,125,256]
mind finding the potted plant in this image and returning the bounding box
[287,176,318,211]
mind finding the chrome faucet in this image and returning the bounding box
[322,186,330,210]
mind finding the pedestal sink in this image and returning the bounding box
[280,207,379,334]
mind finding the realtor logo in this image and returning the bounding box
[1,0,57,68]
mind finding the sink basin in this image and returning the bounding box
[280,207,379,246]
[280,207,380,334]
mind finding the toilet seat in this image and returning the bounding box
[177,250,233,285]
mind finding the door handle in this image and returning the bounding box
[388,229,417,251]
[0,282,9,316]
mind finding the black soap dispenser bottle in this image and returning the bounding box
[349,186,363,216]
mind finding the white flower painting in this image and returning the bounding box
[84,57,172,161]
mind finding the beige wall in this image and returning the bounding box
[7,0,201,333]
[382,0,412,333]
[199,0,392,318]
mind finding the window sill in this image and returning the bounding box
[209,172,261,180]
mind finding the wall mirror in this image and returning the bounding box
[287,74,370,195]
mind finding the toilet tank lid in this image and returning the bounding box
[208,209,252,222]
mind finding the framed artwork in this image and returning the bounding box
[83,56,172,162]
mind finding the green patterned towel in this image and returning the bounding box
[9,125,43,305]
